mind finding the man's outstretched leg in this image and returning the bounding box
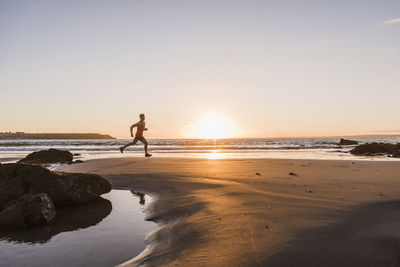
[142,138,152,157]
[119,138,138,153]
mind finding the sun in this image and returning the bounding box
[195,113,235,139]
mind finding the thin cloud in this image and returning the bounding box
[384,18,400,24]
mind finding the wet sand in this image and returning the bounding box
[59,158,400,266]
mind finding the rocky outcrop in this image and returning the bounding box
[0,163,112,230]
[0,193,56,230]
[350,143,400,157]
[0,197,111,243]
[0,163,112,209]
[18,149,73,164]
[338,139,358,145]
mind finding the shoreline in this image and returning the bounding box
[58,157,400,266]
[2,136,400,164]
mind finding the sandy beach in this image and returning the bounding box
[58,157,400,266]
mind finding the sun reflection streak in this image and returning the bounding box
[206,150,224,159]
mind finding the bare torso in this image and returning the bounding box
[135,121,145,137]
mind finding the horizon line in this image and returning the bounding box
[1,132,400,140]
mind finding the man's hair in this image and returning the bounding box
[139,113,145,118]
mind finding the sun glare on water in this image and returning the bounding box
[206,150,224,159]
[195,113,235,139]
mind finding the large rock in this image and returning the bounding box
[0,197,111,242]
[0,193,56,230]
[338,138,358,145]
[0,163,112,209]
[18,149,73,164]
[350,143,400,156]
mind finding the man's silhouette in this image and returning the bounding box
[119,113,152,157]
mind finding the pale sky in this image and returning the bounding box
[1,0,399,139]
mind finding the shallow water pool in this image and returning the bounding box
[0,189,156,267]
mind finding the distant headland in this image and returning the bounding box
[0,132,116,140]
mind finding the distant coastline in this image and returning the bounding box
[0,132,115,140]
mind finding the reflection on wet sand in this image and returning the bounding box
[0,197,112,244]
[131,190,146,205]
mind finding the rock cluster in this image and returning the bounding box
[350,142,400,157]
[0,163,112,230]
[338,139,358,146]
[18,149,73,164]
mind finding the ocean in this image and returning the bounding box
[1,137,399,163]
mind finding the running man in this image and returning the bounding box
[119,113,152,157]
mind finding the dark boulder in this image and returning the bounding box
[0,163,112,209]
[18,149,73,164]
[0,193,56,230]
[350,143,400,156]
[0,197,111,243]
[338,139,358,145]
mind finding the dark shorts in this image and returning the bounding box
[134,136,146,142]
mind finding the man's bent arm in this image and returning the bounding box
[130,123,139,136]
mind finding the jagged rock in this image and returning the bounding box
[338,139,358,145]
[350,143,400,156]
[0,163,112,209]
[18,149,73,164]
[0,193,56,230]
